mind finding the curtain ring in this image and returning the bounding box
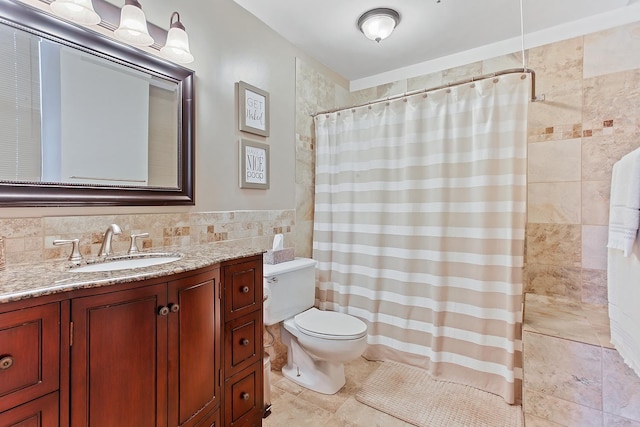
[520,74,527,80]
[493,78,499,83]
[470,83,475,88]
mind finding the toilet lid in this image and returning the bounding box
[294,308,367,340]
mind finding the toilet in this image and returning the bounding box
[263,258,368,394]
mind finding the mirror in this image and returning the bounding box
[0,0,194,206]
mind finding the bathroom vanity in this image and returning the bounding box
[0,247,264,427]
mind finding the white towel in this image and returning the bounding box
[608,242,640,378]
[607,148,640,257]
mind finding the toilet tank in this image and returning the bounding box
[263,257,317,326]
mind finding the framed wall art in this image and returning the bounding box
[238,81,270,137]
[239,139,269,189]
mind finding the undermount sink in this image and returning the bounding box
[71,254,182,273]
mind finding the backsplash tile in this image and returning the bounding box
[0,210,295,266]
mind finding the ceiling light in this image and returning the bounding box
[114,0,154,47]
[357,8,400,43]
[160,12,194,64]
[49,0,101,25]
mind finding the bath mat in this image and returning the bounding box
[356,360,523,427]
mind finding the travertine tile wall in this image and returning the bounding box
[294,58,350,259]
[0,210,295,265]
[339,21,640,306]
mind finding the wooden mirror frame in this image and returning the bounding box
[0,0,194,206]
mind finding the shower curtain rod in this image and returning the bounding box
[311,67,542,117]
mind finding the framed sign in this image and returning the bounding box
[239,139,269,189]
[238,81,270,137]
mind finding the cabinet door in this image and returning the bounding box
[70,284,168,427]
[0,303,59,414]
[223,257,262,321]
[168,269,221,427]
[0,391,59,427]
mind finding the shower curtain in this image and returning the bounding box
[312,73,529,403]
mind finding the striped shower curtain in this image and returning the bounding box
[312,73,529,403]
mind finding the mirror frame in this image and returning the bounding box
[0,0,195,206]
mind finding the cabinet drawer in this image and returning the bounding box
[0,303,60,413]
[224,311,261,376]
[224,363,262,427]
[223,258,262,321]
[193,407,220,427]
[0,391,59,427]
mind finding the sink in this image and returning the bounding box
[71,254,182,273]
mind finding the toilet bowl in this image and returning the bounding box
[263,258,368,394]
[280,308,367,394]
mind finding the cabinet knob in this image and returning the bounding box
[240,338,250,346]
[158,306,170,316]
[240,392,250,401]
[0,356,14,370]
[169,303,180,313]
[241,286,250,294]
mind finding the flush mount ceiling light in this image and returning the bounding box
[114,0,154,46]
[160,12,194,64]
[49,0,101,25]
[357,7,400,43]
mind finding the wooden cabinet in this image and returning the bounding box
[70,268,220,427]
[222,256,264,427]
[0,303,60,425]
[0,392,59,427]
[0,253,263,427]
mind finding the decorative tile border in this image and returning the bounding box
[0,210,295,266]
[529,119,619,143]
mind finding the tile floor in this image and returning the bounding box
[262,357,416,426]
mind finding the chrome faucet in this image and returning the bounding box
[97,224,122,257]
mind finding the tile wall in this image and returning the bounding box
[0,209,295,265]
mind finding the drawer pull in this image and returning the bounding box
[169,303,180,313]
[240,392,250,401]
[0,356,14,370]
[240,338,250,346]
[241,286,250,294]
[158,306,170,316]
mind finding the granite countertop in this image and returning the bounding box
[0,243,264,304]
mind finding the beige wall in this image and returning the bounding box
[0,0,344,261]
[297,21,640,305]
[2,0,302,220]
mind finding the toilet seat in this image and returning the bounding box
[294,308,367,340]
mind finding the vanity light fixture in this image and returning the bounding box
[49,0,101,25]
[357,7,400,43]
[114,0,154,46]
[160,12,194,64]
